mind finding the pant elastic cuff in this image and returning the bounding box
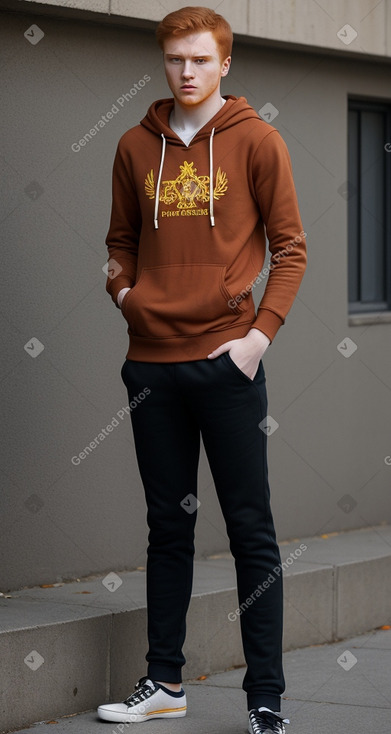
[147,664,182,684]
[247,695,281,712]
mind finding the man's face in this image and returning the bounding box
[163,30,231,108]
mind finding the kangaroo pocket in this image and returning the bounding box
[121,263,246,339]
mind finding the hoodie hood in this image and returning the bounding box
[140,95,261,142]
[140,96,262,228]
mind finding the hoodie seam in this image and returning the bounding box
[125,321,255,341]
[248,128,280,202]
[117,137,139,199]
[256,305,285,324]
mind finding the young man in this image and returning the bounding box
[98,6,306,733]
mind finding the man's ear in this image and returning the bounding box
[221,56,231,77]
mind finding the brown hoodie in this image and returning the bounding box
[105,95,307,362]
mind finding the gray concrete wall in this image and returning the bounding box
[1,8,391,591]
[8,0,391,60]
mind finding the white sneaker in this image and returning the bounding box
[97,676,187,723]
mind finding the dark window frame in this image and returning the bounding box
[348,96,391,314]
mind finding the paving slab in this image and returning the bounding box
[7,629,391,734]
[2,526,391,733]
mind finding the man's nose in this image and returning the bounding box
[182,61,195,78]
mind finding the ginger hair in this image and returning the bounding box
[156,6,233,61]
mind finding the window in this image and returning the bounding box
[348,98,391,314]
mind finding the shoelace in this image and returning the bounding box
[123,676,156,707]
[249,709,290,733]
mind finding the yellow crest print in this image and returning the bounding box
[145,161,228,210]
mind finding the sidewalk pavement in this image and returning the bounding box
[10,627,391,734]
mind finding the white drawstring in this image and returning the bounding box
[153,129,216,229]
[209,127,216,227]
[154,133,166,229]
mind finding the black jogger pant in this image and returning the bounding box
[120,350,285,712]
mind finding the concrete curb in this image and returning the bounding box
[1,524,391,732]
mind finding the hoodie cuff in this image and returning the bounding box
[252,308,284,344]
[106,277,134,308]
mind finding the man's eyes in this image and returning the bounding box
[169,58,207,63]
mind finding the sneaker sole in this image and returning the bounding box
[97,706,187,723]
[248,721,285,734]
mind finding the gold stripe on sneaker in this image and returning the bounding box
[146,706,187,715]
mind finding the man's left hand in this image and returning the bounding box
[207,328,271,381]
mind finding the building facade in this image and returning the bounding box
[1,0,390,590]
